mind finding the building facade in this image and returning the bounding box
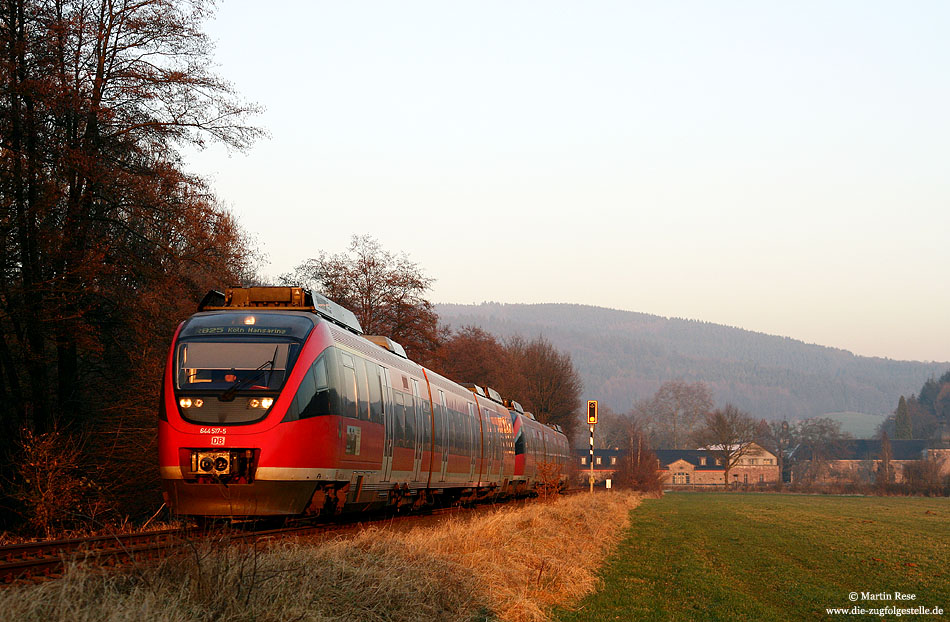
[573,443,780,488]
[791,439,950,485]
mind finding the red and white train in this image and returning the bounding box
[158,287,571,518]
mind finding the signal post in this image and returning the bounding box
[587,400,597,493]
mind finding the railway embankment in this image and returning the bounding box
[0,491,643,622]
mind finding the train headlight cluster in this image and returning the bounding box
[246,397,274,409]
[179,398,204,408]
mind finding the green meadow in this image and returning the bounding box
[556,493,950,621]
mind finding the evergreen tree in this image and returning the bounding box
[895,395,913,439]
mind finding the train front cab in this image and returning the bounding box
[159,310,346,517]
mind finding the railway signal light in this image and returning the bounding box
[587,400,598,425]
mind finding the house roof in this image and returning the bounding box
[794,439,930,462]
[573,448,622,457]
[654,450,723,470]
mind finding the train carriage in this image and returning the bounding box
[158,286,567,519]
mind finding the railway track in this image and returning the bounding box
[0,528,193,584]
[0,492,577,586]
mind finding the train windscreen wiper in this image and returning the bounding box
[218,346,279,402]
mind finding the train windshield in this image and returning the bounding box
[175,341,293,391]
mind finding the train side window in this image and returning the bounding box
[465,411,473,454]
[472,412,479,455]
[446,410,455,453]
[342,364,358,419]
[302,357,332,418]
[421,398,431,447]
[290,363,315,420]
[355,356,370,421]
[312,356,328,388]
[367,363,383,424]
[472,416,479,456]
[393,391,406,447]
[285,350,341,421]
[405,394,416,449]
[435,390,446,453]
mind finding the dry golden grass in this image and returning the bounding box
[413,491,643,622]
[0,491,641,622]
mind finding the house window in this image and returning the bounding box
[685,473,690,484]
[595,456,602,465]
[759,474,764,483]
[699,457,706,466]
[610,456,617,465]
[580,457,586,465]
[715,458,723,466]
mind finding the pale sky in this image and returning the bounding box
[184,1,949,363]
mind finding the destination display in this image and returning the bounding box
[195,326,288,335]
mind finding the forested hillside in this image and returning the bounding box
[436,303,948,420]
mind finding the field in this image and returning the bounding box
[555,493,950,621]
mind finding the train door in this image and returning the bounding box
[381,366,394,482]
[467,403,477,482]
[411,379,424,482]
[438,390,448,482]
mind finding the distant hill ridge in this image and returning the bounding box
[435,302,948,421]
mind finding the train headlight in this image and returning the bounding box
[194,399,204,408]
[199,457,214,472]
[247,398,260,409]
[261,397,274,409]
[179,397,193,408]
[214,457,229,472]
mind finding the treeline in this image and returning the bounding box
[0,0,261,534]
[878,371,950,440]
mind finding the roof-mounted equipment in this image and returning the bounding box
[364,335,408,358]
[461,383,487,398]
[503,399,524,414]
[485,387,504,404]
[198,286,364,335]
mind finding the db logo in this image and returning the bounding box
[210,436,226,446]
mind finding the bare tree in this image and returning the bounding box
[589,406,633,450]
[787,417,852,483]
[434,325,508,388]
[505,335,582,440]
[639,380,713,449]
[291,235,442,362]
[611,420,662,492]
[755,419,792,484]
[695,404,759,488]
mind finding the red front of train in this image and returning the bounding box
[159,297,368,516]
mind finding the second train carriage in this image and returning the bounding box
[158,286,568,518]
